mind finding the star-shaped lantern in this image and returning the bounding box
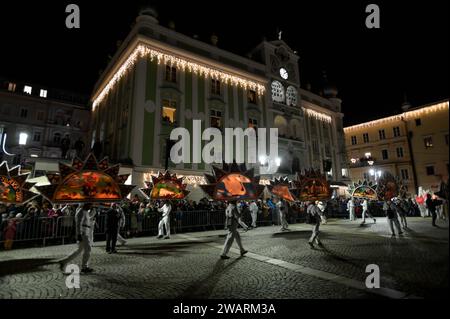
[35,153,136,203]
[292,169,331,202]
[200,161,265,201]
[140,171,189,200]
[347,180,378,200]
[267,176,297,202]
[376,172,407,201]
[0,161,37,204]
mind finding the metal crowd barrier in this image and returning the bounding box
[0,208,328,248]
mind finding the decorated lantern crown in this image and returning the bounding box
[0,161,37,205]
[292,169,331,202]
[347,180,378,200]
[35,153,136,203]
[200,161,265,201]
[140,171,189,200]
[376,172,407,201]
[267,176,297,202]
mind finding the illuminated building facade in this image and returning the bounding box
[90,8,349,198]
[0,78,90,174]
[344,100,449,195]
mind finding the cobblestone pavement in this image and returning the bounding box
[0,217,447,299]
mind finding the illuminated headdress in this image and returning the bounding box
[140,171,189,200]
[35,153,136,203]
[376,172,407,201]
[347,180,378,200]
[292,169,331,201]
[267,176,297,202]
[200,161,264,201]
[0,162,37,204]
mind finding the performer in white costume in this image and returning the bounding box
[347,197,356,221]
[58,203,97,273]
[157,201,172,239]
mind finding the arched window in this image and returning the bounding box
[271,81,285,103]
[53,133,61,144]
[286,86,297,106]
[274,115,288,137]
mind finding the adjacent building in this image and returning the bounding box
[344,99,449,195]
[0,77,90,175]
[89,8,349,199]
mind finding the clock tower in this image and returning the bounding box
[251,39,307,176]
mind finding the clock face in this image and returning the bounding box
[280,68,288,80]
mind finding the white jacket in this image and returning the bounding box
[158,203,172,218]
[75,207,97,236]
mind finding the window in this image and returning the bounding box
[33,132,41,142]
[7,82,16,92]
[426,165,435,176]
[363,133,369,143]
[396,147,404,158]
[401,169,409,180]
[351,136,357,145]
[381,149,389,160]
[211,79,221,95]
[53,133,61,144]
[210,109,222,129]
[415,118,421,126]
[393,126,401,137]
[445,134,449,146]
[37,111,44,121]
[162,99,177,124]
[248,118,258,131]
[18,132,28,145]
[286,86,297,106]
[312,140,319,153]
[165,65,177,83]
[271,81,285,103]
[378,129,386,140]
[40,89,47,98]
[247,90,257,104]
[20,108,28,118]
[424,136,433,148]
[23,85,32,94]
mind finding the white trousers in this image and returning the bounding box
[387,217,402,235]
[309,222,321,244]
[117,231,126,244]
[362,209,375,222]
[279,211,289,229]
[349,208,355,220]
[158,216,170,237]
[60,234,92,268]
[221,226,244,256]
[251,211,257,228]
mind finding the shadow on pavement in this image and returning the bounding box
[0,258,55,277]
[115,240,217,257]
[180,258,241,298]
[271,230,311,239]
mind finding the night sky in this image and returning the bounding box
[0,0,448,126]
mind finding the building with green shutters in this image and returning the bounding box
[90,8,349,199]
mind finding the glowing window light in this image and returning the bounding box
[92,43,267,111]
[19,132,28,145]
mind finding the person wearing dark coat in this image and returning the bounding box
[105,203,123,253]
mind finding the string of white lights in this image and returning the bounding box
[344,101,449,131]
[93,43,266,110]
[303,108,332,123]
